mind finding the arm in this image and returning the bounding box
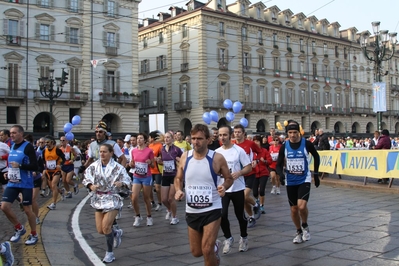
[19,144,38,171]
[306,141,320,173]
[174,152,187,200]
[275,143,286,178]
[56,148,66,165]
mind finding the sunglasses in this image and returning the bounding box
[95,131,105,134]
[60,139,66,141]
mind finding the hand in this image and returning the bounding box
[280,175,285,186]
[78,165,86,173]
[217,185,226,197]
[175,189,184,201]
[314,174,320,188]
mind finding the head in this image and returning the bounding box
[218,125,233,147]
[270,128,275,135]
[164,131,174,145]
[190,124,210,153]
[95,121,108,141]
[100,143,114,164]
[137,132,148,147]
[44,135,56,149]
[175,130,184,142]
[24,134,34,144]
[253,135,262,147]
[373,131,380,138]
[0,129,11,142]
[10,125,24,144]
[318,128,324,135]
[286,121,301,143]
[130,134,138,147]
[116,138,124,149]
[59,136,68,147]
[185,135,191,144]
[149,131,159,143]
[37,137,46,148]
[233,124,245,142]
[211,127,218,140]
[381,129,389,136]
[106,132,112,140]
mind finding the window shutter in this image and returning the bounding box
[65,26,70,43]
[8,63,12,90]
[186,83,190,101]
[79,28,84,44]
[19,19,24,37]
[37,0,42,7]
[140,61,144,74]
[115,2,119,18]
[226,49,229,65]
[179,84,182,102]
[249,53,252,67]
[79,0,84,12]
[35,23,40,39]
[67,0,71,10]
[116,33,120,48]
[217,48,220,63]
[50,25,55,41]
[103,70,107,91]
[49,0,54,7]
[103,31,107,47]
[116,71,120,92]
[147,59,150,72]
[226,83,230,98]
[3,19,8,35]
[70,67,75,91]
[163,55,167,69]
[74,68,79,92]
[103,0,108,14]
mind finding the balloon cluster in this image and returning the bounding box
[202,99,248,127]
[276,120,305,135]
[63,115,81,141]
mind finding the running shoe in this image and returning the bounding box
[155,204,162,211]
[47,203,56,210]
[66,192,72,199]
[102,251,115,263]
[60,188,65,201]
[147,217,153,226]
[133,216,142,227]
[247,217,256,228]
[165,210,172,220]
[270,186,276,194]
[222,237,234,254]
[127,202,133,208]
[25,234,39,245]
[302,227,311,241]
[74,184,79,195]
[238,237,248,252]
[170,217,179,225]
[255,199,260,206]
[2,241,14,266]
[40,189,46,197]
[36,217,41,225]
[276,187,281,195]
[253,205,261,220]
[10,226,26,242]
[113,229,123,248]
[293,232,303,244]
[215,239,221,266]
[260,205,265,214]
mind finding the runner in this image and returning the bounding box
[148,131,163,212]
[59,136,79,199]
[82,143,131,263]
[174,130,192,152]
[269,136,282,195]
[175,124,233,266]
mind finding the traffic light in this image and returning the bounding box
[61,68,68,86]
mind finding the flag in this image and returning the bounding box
[373,82,387,112]
[91,58,108,68]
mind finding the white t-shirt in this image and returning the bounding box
[215,144,251,192]
[0,142,10,172]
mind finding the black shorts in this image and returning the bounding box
[286,182,311,206]
[152,174,162,185]
[186,209,221,233]
[61,164,74,173]
[161,175,175,186]
[2,187,33,205]
[244,174,255,189]
[33,178,42,188]
[45,170,61,182]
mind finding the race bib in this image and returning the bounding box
[135,162,147,176]
[186,185,212,209]
[286,158,305,174]
[8,167,21,182]
[46,160,57,170]
[271,153,278,162]
[64,152,70,160]
[163,160,175,173]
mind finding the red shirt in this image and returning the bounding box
[255,147,272,178]
[234,139,262,176]
[269,144,281,170]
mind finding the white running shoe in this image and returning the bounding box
[133,216,142,227]
[302,227,311,241]
[47,203,56,210]
[147,217,153,226]
[102,251,115,263]
[25,234,39,245]
[155,204,162,211]
[276,187,281,195]
[170,217,179,225]
[36,217,41,225]
[113,229,123,248]
[165,211,172,220]
[215,239,221,265]
[270,186,276,194]
[222,237,234,254]
[238,237,248,252]
[293,232,303,244]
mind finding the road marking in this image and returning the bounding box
[72,193,105,265]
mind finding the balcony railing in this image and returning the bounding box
[6,35,21,46]
[105,46,118,56]
[100,93,140,106]
[0,88,26,102]
[174,101,192,111]
[391,85,399,91]
[351,107,373,115]
[219,62,228,71]
[181,63,189,72]
[258,68,266,75]
[34,91,89,103]
[203,99,223,109]
[243,65,251,73]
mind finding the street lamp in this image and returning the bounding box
[38,69,64,136]
[360,21,397,131]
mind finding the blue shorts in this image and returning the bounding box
[133,176,153,186]
[2,187,33,205]
[61,164,74,173]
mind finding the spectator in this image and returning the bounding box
[317,129,330,150]
[374,129,391,184]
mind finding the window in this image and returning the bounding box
[310,22,315,32]
[273,33,277,47]
[336,93,341,108]
[298,19,302,27]
[159,32,164,43]
[107,32,116,47]
[324,92,330,104]
[70,0,79,12]
[323,65,328,77]
[141,59,149,74]
[287,59,292,72]
[40,24,50,41]
[271,11,276,21]
[344,48,347,59]
[156,55,166,70]
[180,82,190,102]
[258,30,263,45]
[243,52,250,67]
[335,46,339,58]
[242,27,247,41]
[322,24,326,34]
[105,70,119,93]
[219,81,229,99]
[343,67,348,80]
[257,7,261,19]
[274,88,280,103]
[182,24,188,38]
[258,85,265,103]
[70,28,79,44]
[240,3,245,15]
[182,49,188,64]
[313,91,319,105]
[299,38,304,52]
[311,41,316,53]
[8,20,18,37]
[286,36,290,49]
[273,57,280,70]
[312,63,317,76]
[244,84,251,101]
[7,63,19,91]
[219,22,224,37]
[40,0,50,8]
[258,55,264,68]
[107,1,115,17]
[69,67,79,92]
[7,107,18,124]
[323,43,328,55]
[299,61,305,74]
[143,37,147,48]
[219,48,226,63]
[287,89,293,104]
[300,90,306,105]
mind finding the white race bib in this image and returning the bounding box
[46,160,57,170]
[271,152,278,162]
[8,167,21,182]
[64,152,70,160]
[163,160,175,173]
[135,162,148,176]
[186,185,212,209]
[286,158,305,175]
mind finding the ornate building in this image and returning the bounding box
[0,0,141,137]
[138,0,399,136]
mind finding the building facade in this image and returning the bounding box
[138,0,399,136]
[0,0,141,137]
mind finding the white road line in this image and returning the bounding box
[71,194,105,266]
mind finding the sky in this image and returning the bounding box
[138,0,399,35]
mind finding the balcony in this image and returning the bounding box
[0,88,26,103]
[350,107,373,115]
[258,68,266,75]
[6,35,21,46]
[219,62,228,71]
[105,46,118,56]
[243,65,251,73]
[203,99,223,109]
[391,85,399,92]
[174,101,192,111]
[181,63,189,72]
[99,93,140,107]
[34,91,89,105]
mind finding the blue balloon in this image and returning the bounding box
[210,110,219,122]
[64,122,73,133]
[226,111,235,122]
[232,101,242,113]
[223,99,233,110]
[65,132,74,141]
[240,117,248,128]
[71,115,81,126]
[202,112,211,125]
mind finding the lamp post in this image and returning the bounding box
[38,69,64,136]
[360,21,397,131]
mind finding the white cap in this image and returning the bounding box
[124,134,131,142]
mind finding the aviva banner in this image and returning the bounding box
[309,151,339,173]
